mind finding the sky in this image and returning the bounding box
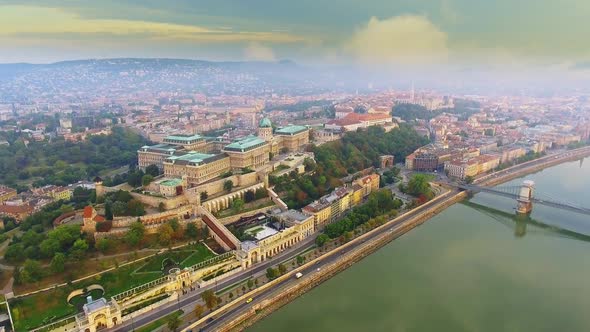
[1,0,590,72]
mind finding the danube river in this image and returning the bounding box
[251,158,590,332]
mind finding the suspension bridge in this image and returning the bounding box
[459,180,590,216]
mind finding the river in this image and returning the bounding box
[250,158,590,332]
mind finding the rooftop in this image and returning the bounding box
[140,143,178,153]
[224,135,267,152]
[275,125,308,135]
[165,151,225,166]
[163,134,204,142]
[159,178,183,187]
[259,117,272,128]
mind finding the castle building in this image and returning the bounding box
[163,152,231,186]
[223,135,270,170]
[137,134,211,170]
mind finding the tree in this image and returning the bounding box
[296,255,305,266]
[125,221,145,247]
[201,289,219,311]
[166,315,181,332]
[69,239,89,260]
[50,252,66,273]
[247,279,254,289]
[111,201,127,216]
[186,223,199,239]
[194,304,205,319]
[141,174,154,187]
[465,175,475,184]
[158,202,166,212]
[278,263,287,275]
[104,200,114,221]
[223,180,233,192]
[255,188,267,200]
[158,223,174,246]
[127,199,145,216]
[266,267,279,280]
[244,190,256,203]
[96,238,112,253]
[21,259,44,283]
[315,234,329,247]
[145,164,160,178]
[200,191,208,201]
[232,198,245,213]
[39,237,61,258]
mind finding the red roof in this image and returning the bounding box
[94,215,105,222]
[83,206,93,218]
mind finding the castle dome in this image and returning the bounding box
[259,117,272,128]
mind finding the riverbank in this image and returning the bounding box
[191,147,590,332]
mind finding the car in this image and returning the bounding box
[246,297,253,303]
[316,268,321,272]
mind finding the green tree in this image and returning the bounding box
[141,174,154,186]
[200,191,208,201]
[127,199,145,216]
[50,252,66,273]
[125,221,145,247]
[315,234,329,247]
[145,164,160,177]
[158,223,174,246]
[96,238,112,253]
[266,267,278,280]
[186,223,199,239]
[232,198,245,213]
[465,175,475,184]
[21,259,44,283]
[104,200,114,221]
[69,239,89,260]
[166,315,181,332]
[296,255,305,265]
[247,279,254,289]
[158,202,166,212]
[278,263,287,275]
[223,180,234,192]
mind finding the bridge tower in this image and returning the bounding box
[516,180,535,214]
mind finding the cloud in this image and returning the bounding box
[244,43,276,61]
[0,5,305,44]
[345,15,449,65]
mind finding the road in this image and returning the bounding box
[107,235,317,332]
[192,189,459,332]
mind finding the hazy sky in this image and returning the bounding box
[1,0,589,69]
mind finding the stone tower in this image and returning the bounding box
[94,176,104,200]
[258,117,273,141]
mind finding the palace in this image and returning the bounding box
[137,134,211,170]
[163,152,231,186]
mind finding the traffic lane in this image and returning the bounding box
[109,236,317,332]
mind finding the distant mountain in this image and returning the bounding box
[0,58,337,102]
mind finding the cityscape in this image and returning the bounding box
[0,1,590,332]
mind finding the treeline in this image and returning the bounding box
[319,189,403,241]
[271,126,427,209]
[392,99,481,122]
[313,125,430,178]
[0,127,149,188]
[264,100,333,113]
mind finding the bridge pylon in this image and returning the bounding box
[516,180,535,214]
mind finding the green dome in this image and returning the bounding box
[259,117,272,128]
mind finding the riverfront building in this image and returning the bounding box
[238,210,315,267]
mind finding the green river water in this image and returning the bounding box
[251,158,590,332]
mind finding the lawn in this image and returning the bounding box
[135,251,193,273]
[180,243,216,268]
[11,243,215,331]
[136,310,183,332]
